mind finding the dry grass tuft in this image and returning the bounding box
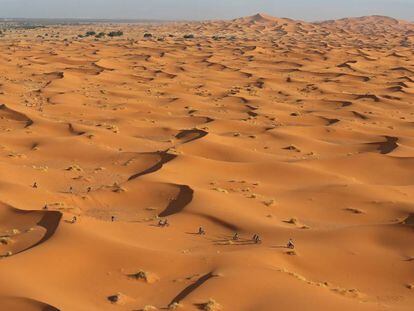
[286,250,297,256]
[0,236,11,245]
[285,217,298,225]
[128,270,158,284]
[212,187,228,194]
[263,199,275,206]
[66,164,83,172]
[1,251,13,258]
[344,207,365,214]
[168,302,183,309]
[202,299,222,311]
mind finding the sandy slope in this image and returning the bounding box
[0,13,413,311]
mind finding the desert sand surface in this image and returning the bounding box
[0,13,414,311]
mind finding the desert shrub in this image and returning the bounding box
[108,31,124,37]
[203,299,221,311]
[95,32,106,38]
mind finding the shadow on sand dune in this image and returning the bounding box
[0,203,62,257]
[369,136,399,154]
[159,185,194,217]
[0,297,60,311]
[128,152,177,181]
[175,129,208,144]
[168,272,217,307]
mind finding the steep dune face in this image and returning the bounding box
[0,13,413,311]
[234,13,296,25]
[228,12,314,36]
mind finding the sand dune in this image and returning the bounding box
[0,13,413,311]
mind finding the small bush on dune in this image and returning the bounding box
[128,270,159,283]
[168,302,183,309]
[108,31,124,37]
[0,237,11,245]
[286,217,298,225]
[203,299,221,311]
[95,32,106,38]
[130,270,147,281]
[1,251,12,258]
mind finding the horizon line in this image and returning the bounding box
[0,12,412,24]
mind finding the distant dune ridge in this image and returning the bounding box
[235,12,295,23]
[0,12,413,311]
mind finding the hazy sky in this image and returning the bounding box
[0,0,413,21]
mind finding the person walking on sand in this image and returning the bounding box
[253,234,261,244]
[198,226,206,235]
[232,232,239,241]
[287,238,295,249]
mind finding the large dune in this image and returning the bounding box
[0,13,413,311]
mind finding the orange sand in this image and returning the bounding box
[0,13,413,311]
